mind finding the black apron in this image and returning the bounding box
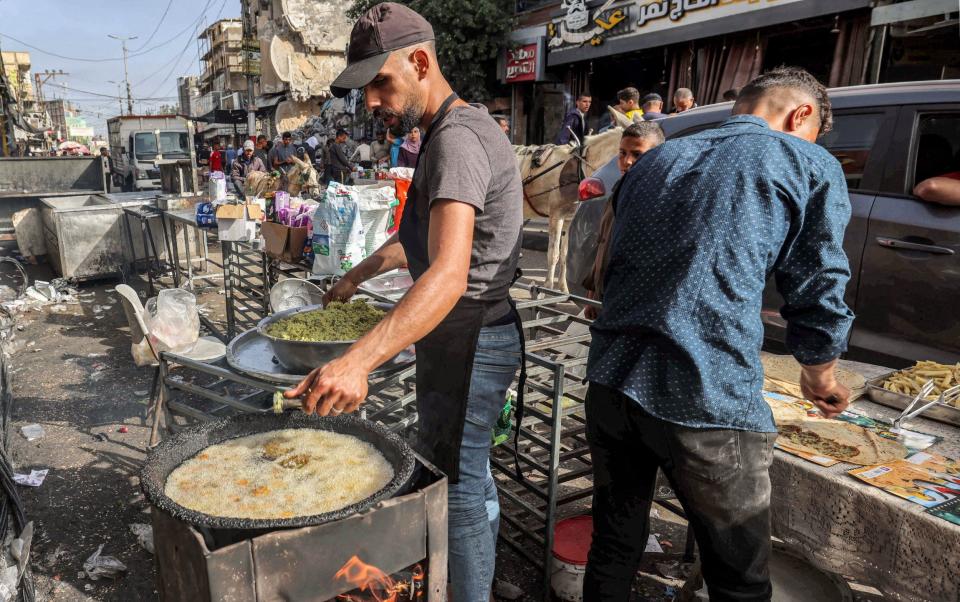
[398,94,527,483]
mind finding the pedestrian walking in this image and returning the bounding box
[288,4,524,601]
[396,127,421,168]
[581,122,664,320]
[209,141,223,173]
[269,131,297,173]
[370,131,391,166]
[557,93,592,145]
[640,93,668,120]
[584,66,854,601]
[672,87,697,113]
[225,144,237,166]
[255,135,270,165]
[615,87,644,123]
[328,128,353,183]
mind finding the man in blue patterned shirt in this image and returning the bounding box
[584,67,855,601]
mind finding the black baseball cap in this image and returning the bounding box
[642,93,663,104]
[331,3,435,98]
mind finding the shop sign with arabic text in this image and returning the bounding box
[547,0,801,51]
[505,43,540,83]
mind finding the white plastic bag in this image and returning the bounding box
[208,171,227,202]
[311,182,366,276]
[143,289,199,353]
[356,183,397,258]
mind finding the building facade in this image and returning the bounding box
[505,0,960,145]
[1,50,50,151]
[241,0,353,138]
[196,19,249,144]
[177,75,200,117]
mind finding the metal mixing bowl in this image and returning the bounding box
[256,302,392,373]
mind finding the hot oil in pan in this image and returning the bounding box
[164,429,395,520]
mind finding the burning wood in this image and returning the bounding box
[335,556,425,602]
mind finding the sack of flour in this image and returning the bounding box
[311,182,366,276]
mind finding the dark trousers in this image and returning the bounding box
[584,383,776,602]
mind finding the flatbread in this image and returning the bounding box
[763,376,804,400]
[761,353,866,398]
[765,396,807,426]
[776,420,906,465]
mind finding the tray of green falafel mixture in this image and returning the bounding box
[226,299,415,385]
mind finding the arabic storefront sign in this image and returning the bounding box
[506,44,539,83]
[548,0,803,51]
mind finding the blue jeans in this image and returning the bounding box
[448,323,521,602]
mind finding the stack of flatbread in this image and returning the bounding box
[761,352,866,401]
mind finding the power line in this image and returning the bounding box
[145,0,225,100]
[133,0,215,87]
[131,0,175,52]
[47,82,177,101]
[0,2,214,64]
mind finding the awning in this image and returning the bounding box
[546,0,873,66]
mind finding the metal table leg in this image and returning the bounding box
[166,216,183,288]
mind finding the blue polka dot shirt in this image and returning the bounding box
[587,115,855,433]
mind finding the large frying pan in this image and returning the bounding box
[141,413,416,532]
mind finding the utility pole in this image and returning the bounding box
[107,80,124,115]
[108,34,137,115]
[241,1,259,142]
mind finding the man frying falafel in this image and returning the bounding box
[284,4,524,600]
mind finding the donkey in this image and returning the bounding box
[514,110,625,292]
[245,155,321,198]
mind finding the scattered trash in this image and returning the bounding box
[656,560,681,580]
[644,534,664,554]
[50,304,67,313]
[20,424,44,441]
[0,565,18,601]
[493,579,523,600]
[665,585,677,597]
[118,426,129,434]
[84,584,93,591]
[650,508,661,519]
[129,523,154,554]
[660,539,674,549]
[93,434,108,442]
[89,370,106,383]
[134,390,148,396]
[13,469,48,487]
[82,545,127,580]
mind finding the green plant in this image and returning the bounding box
[348,0,514,101]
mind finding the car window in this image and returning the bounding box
[913,113,960,187]
[667,123,720,139]
[817,113,884,190]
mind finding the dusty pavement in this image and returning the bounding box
[2,245,694,602]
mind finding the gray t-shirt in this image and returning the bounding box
[412,103,522,301]
[268,143,296,170]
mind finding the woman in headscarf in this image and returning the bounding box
[396,127,421,169]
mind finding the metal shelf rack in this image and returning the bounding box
[491,283,596,597]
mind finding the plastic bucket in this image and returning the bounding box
[550,515,593,602]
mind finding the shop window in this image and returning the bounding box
[817,113,884,190]
[913,114,960,187]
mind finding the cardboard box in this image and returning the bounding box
[261,221,308,262]
[216,203,263,242]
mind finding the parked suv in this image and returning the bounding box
[566,80,960,368]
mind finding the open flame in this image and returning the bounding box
[335,556,424,602]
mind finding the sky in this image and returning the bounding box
[0,0,240,135]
